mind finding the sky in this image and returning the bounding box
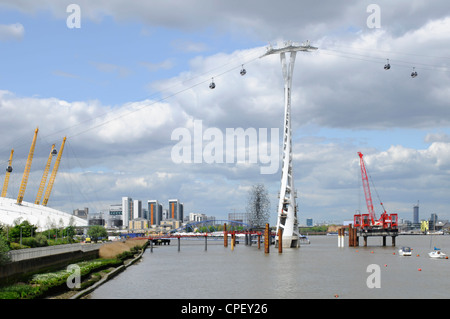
[0,0,450,226]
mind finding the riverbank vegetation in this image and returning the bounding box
[0,239,148,299]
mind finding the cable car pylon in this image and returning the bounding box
[261,41,318,248]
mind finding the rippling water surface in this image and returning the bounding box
[90,235,450,299]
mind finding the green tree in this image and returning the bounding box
[87,225,107,242]
[64,226,76,242]
[9,220,37,242]
[0,233,11,266]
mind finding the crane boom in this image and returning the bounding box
[1,149,14,197]
[35,144,56,205]
[42,137,66,206]
[17,128,39,205]
[358,152,376,225]
[355,152,398,229]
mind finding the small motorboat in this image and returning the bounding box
[399,246,412,256]
[428,247,447,259]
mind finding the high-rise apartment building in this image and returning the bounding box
[168,199,183,222]
[122,197,133,228]
[133,199,142,219]
[148,200,163,225]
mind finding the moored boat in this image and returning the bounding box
[399,246,412,256]
[428,247,447,259]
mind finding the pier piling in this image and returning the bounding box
[278,228,283,254]
[223,223,228,247]
[264,223,270,254]
[338,228,344,247]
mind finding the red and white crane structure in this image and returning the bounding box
[354,152,398,229]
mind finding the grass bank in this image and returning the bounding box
[0,239,148,299]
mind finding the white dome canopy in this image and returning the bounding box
[0,197,88,231]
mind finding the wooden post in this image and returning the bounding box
[150,238,153,252]
[223,223,228,247]
[278,228,283,253]
[177,236,181,252]
[204,234,207,251]
[364,236,367,247]
[231,231,236,251]
[349,224,353,247]
[392,236,396,247]
[353,228,359,247]
[382,236,386,247]
[257,233,261,249]
[264,223,270,254]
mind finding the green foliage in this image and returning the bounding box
[116,244,143,261]
[35,233,48,247]
[87,225,107,242]
[0,258,122,299]
[8,220,37,242]
[0,284,41,299]
[9,242,26,250]
[0,233,11,266]
[300,225,329,233]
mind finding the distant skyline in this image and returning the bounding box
[0,1,450,226]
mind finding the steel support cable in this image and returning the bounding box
[38,49,264,141]
[327,45,450,61]
[319,48,450,72]
[0,47,264,166]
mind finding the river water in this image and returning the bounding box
[89,235,450,299]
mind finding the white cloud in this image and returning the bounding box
[0,23,24,41]
[1,1,450,224]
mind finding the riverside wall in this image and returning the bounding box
[0,243,102,285]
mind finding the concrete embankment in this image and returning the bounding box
[1,243,101,284]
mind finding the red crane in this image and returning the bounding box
[354,152,398,229]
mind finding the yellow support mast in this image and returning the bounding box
[17,128,39,205]
[35,144,56,205]
[1,149,14,197]
[42,137,66,206]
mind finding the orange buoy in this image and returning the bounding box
[334,294,339,298]
[418,268,422,271]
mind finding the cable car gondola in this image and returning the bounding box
[240,65,246,76]
[411,67,418,78]
[384,59,390,70]
[6,166,12,173]
[209,78,215,89]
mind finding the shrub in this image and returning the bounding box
[21,237,37,248]
[9,242,29,250]
[0,284,41,299]
[35,234,48,247]
[0,233,10,266]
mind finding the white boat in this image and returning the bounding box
[398,246,412,256]
[428,247,447,259]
